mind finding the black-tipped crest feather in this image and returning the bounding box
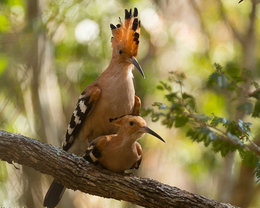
[132,18,138,31]
[134,32,139,38]
[134,8,138,17]
[125,9,131,19]
[110,24,116,30]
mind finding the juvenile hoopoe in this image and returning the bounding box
[44,8,143,208]
[84,115,165,172]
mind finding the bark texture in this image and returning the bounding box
[0,130,238,208]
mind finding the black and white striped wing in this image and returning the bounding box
[62,86,101,151]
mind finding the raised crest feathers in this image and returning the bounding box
[110,8,141,57]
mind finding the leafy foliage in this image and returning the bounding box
[143,67,260,182]
[207,63,260,117]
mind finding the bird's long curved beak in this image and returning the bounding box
[143,126,165,143]
[129,56,145,79]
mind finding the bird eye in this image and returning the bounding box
[119,50,123,54]
[129,121,134,126]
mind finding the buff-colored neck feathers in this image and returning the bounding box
[110,8,141,57]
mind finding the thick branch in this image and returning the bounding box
[0,130,237,208]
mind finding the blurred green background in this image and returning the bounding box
[0,0,260,207]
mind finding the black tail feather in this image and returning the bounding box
[43,180,66,208]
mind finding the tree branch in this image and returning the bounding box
[0,130,238,208]
[184,111,260,157]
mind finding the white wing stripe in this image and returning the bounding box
[79,100,87,113]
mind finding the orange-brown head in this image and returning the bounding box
[110,115,165,143]
[110,8,145,78]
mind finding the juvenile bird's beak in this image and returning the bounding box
[129,56,145,79]
[143,126,165,143]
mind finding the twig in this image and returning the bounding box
[187,112,260,156]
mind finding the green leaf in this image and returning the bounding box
[159,81,172,91]
[213,63,223,72]
[212,139,237,157]
[182,93,196,110]
[199,128,216,146]
[186,129,195,138]
[225,121,243,137]
[152,102,168,110]
[162,115,175,128]
[237,119,251,135]
[170,104,183,115]
[156,84,164,91]
[175,116,189,127]
[225,62,241,79]
[151,113,160,122]
[210,114,227,127]
[182,93,190,99]
[239,148,258,167]
[165,92,178,102]
[141,108,152,117]
[207,72,228,88]
[186,128,200,142]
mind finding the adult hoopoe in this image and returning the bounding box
[84,115,165,172]
[44,8,143,208]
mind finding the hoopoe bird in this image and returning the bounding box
[44,8,143,208]
[83,115,165,172]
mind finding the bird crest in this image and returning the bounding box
[110,8,141,57]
